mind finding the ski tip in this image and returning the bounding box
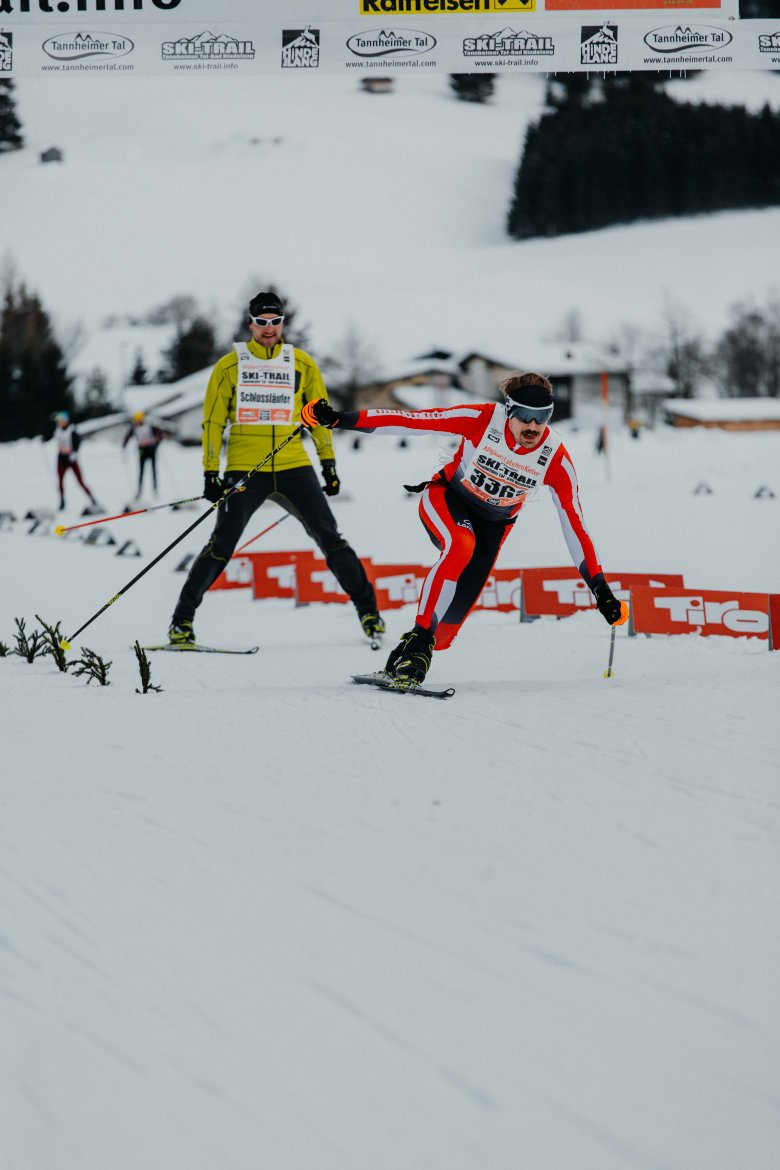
[54,525,65,536]
[59,638,71,651]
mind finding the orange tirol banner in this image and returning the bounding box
[520,568,684,618]
[630,587,777,644]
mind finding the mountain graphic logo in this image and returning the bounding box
[580,23,618,66]
[161,31,255,60]
[42,31,134,63]
[463,27,554,56]
[643,25,733,55]
[346,29,436,58]
[0,28,12,72]
[282,27,321,68]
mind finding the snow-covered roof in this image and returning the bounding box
[392,384,478,411]
[663,397,780,422]
[121,368,210,419]
[632,371,676,395]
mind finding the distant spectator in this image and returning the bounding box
[52,411,99,512]
[122,410,169,498]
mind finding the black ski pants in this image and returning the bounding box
[137,446,158,493]
[172,465,377,623]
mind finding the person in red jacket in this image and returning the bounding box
[301,372,628,686]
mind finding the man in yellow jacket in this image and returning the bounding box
[168,291,383,645]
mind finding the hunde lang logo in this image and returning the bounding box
[0,28,11,72]
[282,27,320,68]
[580,22,617,66]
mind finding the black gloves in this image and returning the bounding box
[301,398,342,429]
[203,471,224,503]
[320,460,340,497]
[593,580,624,625]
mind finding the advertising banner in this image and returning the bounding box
[208,554,255,592]
[520,567,684,618]
[2,0,776,78]
[630,586,773,642]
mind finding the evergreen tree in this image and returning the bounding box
[0,282,75,441]
[714,298,780,397]
[129,349,149,385]
[449,74,494,104]
[80,367,113,421]
[162,316,218,382]
[0,78,23,153]
[508,87,780,240]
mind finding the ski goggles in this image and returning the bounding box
[505,400,554,425]
[250,314,285,327]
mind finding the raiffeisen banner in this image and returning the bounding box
[2,0,776,78]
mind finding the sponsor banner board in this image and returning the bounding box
[472,568,523,612]
[294,558,352,604]
[247,550,322,601]
[631,586,773,642]
[208,554,255,591]
[521,567,684,617]
[1,2,772,76]
[770,594,780,651]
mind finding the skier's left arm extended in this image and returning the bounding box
[543,446,627,625]
[544,444,604,588]
[300,399,489,442]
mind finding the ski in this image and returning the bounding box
[351,671,455,700]
[141,643,259,655]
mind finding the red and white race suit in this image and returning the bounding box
[349,403,605,649]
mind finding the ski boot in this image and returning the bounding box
[360,611,386,641]
[168,619,195,645]
[384,625,435,687]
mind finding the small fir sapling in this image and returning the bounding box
[133,641,163,694]
[12,617,47,663]
[35,614,70,672]
[72,647,112,686]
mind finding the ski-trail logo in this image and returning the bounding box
[463,27,554,57]
[161,31,255,61]
[758,30,780,52]
[282,27,320,68]
[42,32,134,62]
[0,28,12,72]
[580,22,618,66]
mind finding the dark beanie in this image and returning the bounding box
[249,291,284,317]
[504,372,553,407]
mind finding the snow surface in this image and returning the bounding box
[4,70,780,399]
[2,421,779,1170]
[2,67,780,1170]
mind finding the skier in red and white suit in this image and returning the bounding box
[301,372,627,685]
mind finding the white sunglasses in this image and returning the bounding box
[250,314,285,327]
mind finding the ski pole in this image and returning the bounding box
[603,600,630,679]
[234,512,290,554]
[60,426,304,650]
[54,496,205,535]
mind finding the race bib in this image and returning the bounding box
[234,343,296,425]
